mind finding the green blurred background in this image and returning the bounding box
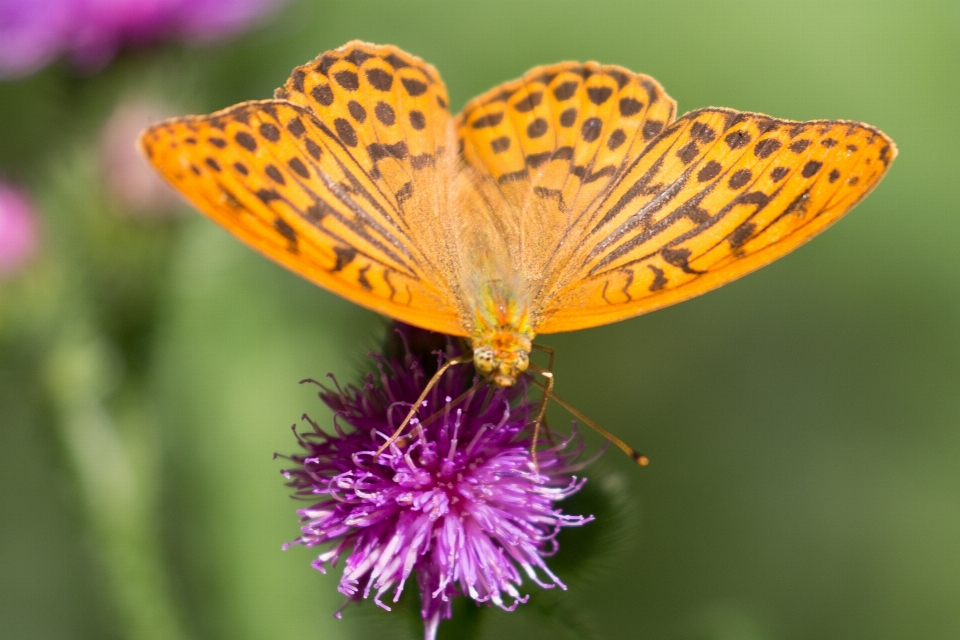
[2,1,958,638]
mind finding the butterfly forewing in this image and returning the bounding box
[276,42,453,219]
[455,62,677,297]
[140,43,467,336]
[535,108,896,333]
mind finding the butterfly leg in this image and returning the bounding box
[526,361,554,474]
[532,343,556,372]
[528,377,650,467]
[374,353,473,459]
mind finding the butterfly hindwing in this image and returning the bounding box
[140,98,466,335]
[536,108,897,333]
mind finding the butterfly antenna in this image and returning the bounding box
[374,353,473,459]
[529,377,649,467]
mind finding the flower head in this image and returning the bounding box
[281,325,593,639]
[0,0,283,78]
[0,181,39,278]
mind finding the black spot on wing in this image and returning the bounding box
[728,169,751,189]
[526,151,551,168]
[235,131,257,151]
[401,78,427,96]
[383,53,410,70]
[259,122,280,142]
[332,246,356,272]
[724,130,751,149]
[527,118,548,138]
[581,117,602,142]
[676,142,698,164]
[347,101,366,123]
[697,160,722,182]
[345,49,374,67]
[304,138,322,160]
[619,97,643,117]
[802,160,822,177]
[334,118,358,147]
[375,102,395,126]
[728,221,755,249]
[274,217,298,251]
[409,110,426,130]
[287,118,305,137]
[661,247,700,274]
[265,164,285,185]
[498,169,528,184]
[754,138,781,158]
[586,86,613,105]
[288,158,309,178]
[365,68,393,91]
[642,120,663,140]
[648,264,667,291]
[514,91,543,112]
[256,188,281,203]
[311,84,334,106]
[553,81,578,101]
[316,55,337,76]
[607,128,627,150]
[491,136,510,153]
[471,112,503,128]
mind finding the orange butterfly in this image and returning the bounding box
[140,41,895,463]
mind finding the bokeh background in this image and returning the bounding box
[2,1,958,639]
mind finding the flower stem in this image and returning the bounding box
[46,326,186,640]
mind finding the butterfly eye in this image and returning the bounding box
[514,350,529,372]
[473,347,496,374]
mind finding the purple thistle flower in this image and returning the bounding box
[0,180,39,278]
[281,325,594,640]
[0,0,283,78]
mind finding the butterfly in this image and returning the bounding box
[140,41,895,463]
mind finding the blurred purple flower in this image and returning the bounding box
[0,0,283,78]
[281,325,593,640]
[0,181,39,277]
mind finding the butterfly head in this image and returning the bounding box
[469,280,535,386]
[471,332,532,387]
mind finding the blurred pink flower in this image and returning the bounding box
[100,96,183,216]
[0,182,39,277]
[0,0,284,78]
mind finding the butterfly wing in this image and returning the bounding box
[455,62,678,304]
[534,108,896,333]
[140,42,467,335]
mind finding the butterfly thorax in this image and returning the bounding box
[469,281,534,387]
